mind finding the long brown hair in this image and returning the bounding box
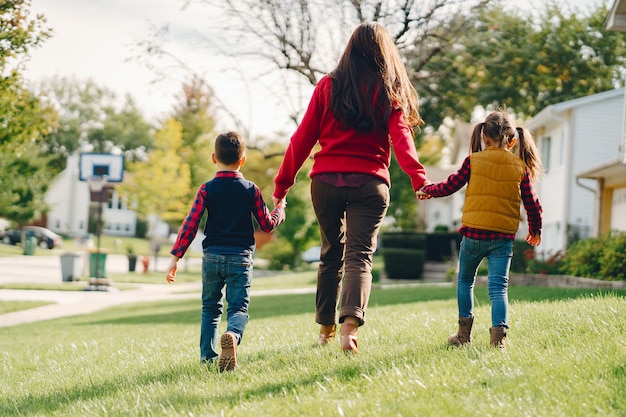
[469,111,543,181]
[329,22,422,132]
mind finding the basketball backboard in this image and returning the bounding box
[79,153,124,183]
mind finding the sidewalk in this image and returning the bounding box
[0,254,450,328]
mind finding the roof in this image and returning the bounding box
[606,0,626,31]
[526,88,625,130]
[577,159,626,187]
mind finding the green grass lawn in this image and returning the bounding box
[1,285,624,416]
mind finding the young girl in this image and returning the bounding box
[421,111,543,350]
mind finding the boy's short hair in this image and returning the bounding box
[215,131,246,165]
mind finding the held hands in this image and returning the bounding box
[415,180,432,200]
[165,257,179,284]
[526,233,541,247]
[272,196,286,209]
[415,190,431,200]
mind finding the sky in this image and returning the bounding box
[23,0,605,139]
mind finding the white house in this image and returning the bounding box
[574,0,626,238]
[45,153,136,237]
[526,88,625,254]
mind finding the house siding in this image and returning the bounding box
[569,95,624,235]
[529,88,624,253]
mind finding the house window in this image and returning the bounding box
[541,136,551,173]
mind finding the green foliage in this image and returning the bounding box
[38,76,154,171]
[117,119,191,222]
[0,1,56,223]
[415,3,626,128]
[269,169,319,268]
[0,0,51,69]
[559,233,626,280]
[382,248,425,279]
[559,237,604,278]
[388,154,422,231]
[169,76,217,198]
[380,231,426,248]
[524,249,566,275]
[0,143,53,223]
[425,232,461,261]
[257,238,296,270]
[511,239,533,273]
[598,233,626,280]
[380,232,426,279]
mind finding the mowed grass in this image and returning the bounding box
[0,285,625,417]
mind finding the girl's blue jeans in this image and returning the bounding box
[200,252,252,362]
[457,237,513,328]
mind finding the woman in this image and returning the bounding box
[272,22,429,353]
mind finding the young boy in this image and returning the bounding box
[165,131,285,371]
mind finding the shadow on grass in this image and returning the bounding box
[78,285,625,327]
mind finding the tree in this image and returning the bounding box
[0,0,56,223]
[181,0,490,126]
[168,76,217,199]
[116,118,192,225]
[415,2,626,128]
[0,144,52,224]
[38,76,154,171]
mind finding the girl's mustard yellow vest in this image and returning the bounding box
[462,147,526,234]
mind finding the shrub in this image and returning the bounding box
[382,248,424,279]
[599,233,626,280]
[380,232,426,249]
[424,232,461,261]
[257,239,295,270]
[559,237,604,278]
[524,249,566,274]
[511,240,533,273]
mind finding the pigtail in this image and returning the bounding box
[469,122,484,153]
[517,127,544,181]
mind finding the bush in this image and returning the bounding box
[524,249,566,275]
[257,239,295,270]
[425,232,461,261]
[382,248,425,279]
[380,232,425,249]
[559,237,604,278]
[558,232,626,280]
[380,231,426,279]
[599,233,626,280]
[511,240,533,273]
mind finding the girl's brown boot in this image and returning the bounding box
[448,316,474,346]
[317,324,336,346]
[340,316,359,354]
[490,326,507,350]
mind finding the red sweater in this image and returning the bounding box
[273,76,427,199]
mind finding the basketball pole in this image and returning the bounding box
[87,174,109,289]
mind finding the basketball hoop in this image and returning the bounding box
[87,175,108,192]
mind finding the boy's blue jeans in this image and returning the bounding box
[200,252,252,362]
[457,237,513,328]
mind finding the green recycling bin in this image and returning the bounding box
[89,252,108,278]
[23,236,37,256]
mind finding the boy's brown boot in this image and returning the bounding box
[340,316,359,354]
[317,324,337,346]
[490,326,507,350]
[448,316,474,346]
[218,332,237,372]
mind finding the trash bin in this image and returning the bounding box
[89,252,108,278]
[60,253,82,281]
[23,236,37,256]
